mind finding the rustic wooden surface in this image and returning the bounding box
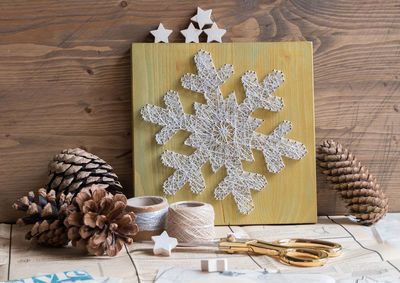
[1,0,400,223]
[132,42,317,225]
[1,217,399,282]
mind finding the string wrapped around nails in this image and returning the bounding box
[141,50,307,215]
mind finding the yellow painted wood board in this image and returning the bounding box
[132,42,316,225]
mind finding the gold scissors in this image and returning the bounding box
[179,234,342,267]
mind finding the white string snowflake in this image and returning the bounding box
[141,49,307,214]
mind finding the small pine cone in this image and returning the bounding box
[12,188,73,246]
[317,140,389,225]
[64,185,138,257]
[47,148,123,196]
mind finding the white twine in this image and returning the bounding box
[166,201,216,243]
[134,206,168,232]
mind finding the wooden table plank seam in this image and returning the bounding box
[124,244,141,283]
[227,224,264,270]
[7,224,12,282]
[326,216,385,261]
[326,216,400,274]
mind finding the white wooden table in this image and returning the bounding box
[1,216,400,282]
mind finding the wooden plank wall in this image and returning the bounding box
[0,0,399,223]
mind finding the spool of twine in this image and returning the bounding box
[166,201,216,243]
[126,196,168,241]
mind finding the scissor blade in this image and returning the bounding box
[177,240,219,247]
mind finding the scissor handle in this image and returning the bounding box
[248,240,329,267]
[272,238,342,257]
[279,247,329,267]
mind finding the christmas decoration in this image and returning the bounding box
[150,7,225,43]
[180,23,203,43]
[150,23,173,43]
[12,188,72,246]
[141,49,307,214]
[191,7,213,29]
[203,23,226,43]
[47,148,123,197]
[64,185,138,257]
[317,140,388,225]
[151,231,178,256]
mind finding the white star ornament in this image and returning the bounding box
[150,23,172,43]
[152,231,178,256]
[204,22,226,43]
[180,23,202,43]
[191,7,213,29]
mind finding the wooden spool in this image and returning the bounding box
[126,196,168,241]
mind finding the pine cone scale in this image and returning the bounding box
[326,173,370,183]
[107,201,125,220]
[65,165,82,175]
[99,198,113,215]
[83,212,98,228]
[65,211,84,226]
[323,166,363,176]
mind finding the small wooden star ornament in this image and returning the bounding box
[204,22,226,43]
[180,23,203,43]
[150,23,173,43]
[152,231,178,256]
[191,7,213,29]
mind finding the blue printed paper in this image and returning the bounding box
[7,270,96,283]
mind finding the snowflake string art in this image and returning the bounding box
[141,50,307,214]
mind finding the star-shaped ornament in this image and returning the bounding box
[150,23,172,43]
[152,231,178,256]
[204,22,226,43]
[191,7,213,29]
[180,23,202,43]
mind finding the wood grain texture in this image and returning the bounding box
[132,42,316,225]
[8,225,138,281]
[5,223,242,281]
[2,218,394,280]
[0,0,399,222]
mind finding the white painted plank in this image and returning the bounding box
[0,224,10,281]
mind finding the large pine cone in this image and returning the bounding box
[64,185,138,257]
[12,188,72,246]
[47,148,123,196]
[317,140,388,225]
